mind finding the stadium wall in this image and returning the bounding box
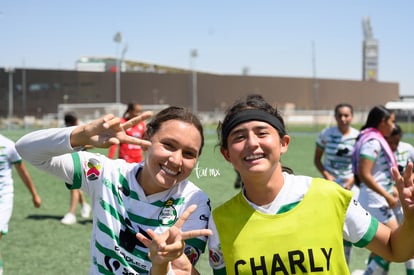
[0,68,399,119]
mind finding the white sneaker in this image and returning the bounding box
[351,270,365,275]
[61,212,77,225]
[80,203,91,218]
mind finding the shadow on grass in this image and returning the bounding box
[26,214,93,225]
[26,214,62,220]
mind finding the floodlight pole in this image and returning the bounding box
[22,67,26,118]
[116,57,121,103]
[312,41,319,130]
[113,32,122,104]
[120,43,128,103]
[190,49,198,114]
[5,67,15,129]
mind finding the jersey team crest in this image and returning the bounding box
[158,198,177,226]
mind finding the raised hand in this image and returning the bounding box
[392,162,414,219]
[136,205,212,275]
[70,111,153,149]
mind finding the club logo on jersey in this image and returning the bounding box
[158,198,177,226]
[84,158,101,180]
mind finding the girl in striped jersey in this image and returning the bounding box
[207,95,414,275]
[314,103,360,265]
[352,105,402,275]
[314,103,360,191]
[16,107,212,275]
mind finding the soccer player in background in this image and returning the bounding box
[0,134,41,275]
[352,105,404,275]
[314,103,360,264]
[108,102,146,163]
[60,112,91,225]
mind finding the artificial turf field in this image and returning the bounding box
[1,128,409,274]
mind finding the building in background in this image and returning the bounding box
[0,67,399,127]
[76,56,189,74]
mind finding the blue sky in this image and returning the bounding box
[2,1,413,95]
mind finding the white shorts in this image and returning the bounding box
[393,204,404,224]
[364,204,396,224]
[0,193,14,235]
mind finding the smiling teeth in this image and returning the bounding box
[245,154,263,161]
[162,166,179,176]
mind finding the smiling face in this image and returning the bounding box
[139,119,202,195]
[221,120,290,181]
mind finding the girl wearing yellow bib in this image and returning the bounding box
[208,95,414,275]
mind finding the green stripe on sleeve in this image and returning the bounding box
[360,154,376,162]
[354,216,378,248]
[71,152,82,189]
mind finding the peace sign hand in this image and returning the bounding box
[392,162,414,220]
[136,204,212,275]
[70,111,153,149]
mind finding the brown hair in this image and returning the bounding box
[217,94,287,149]
[217,95,293,174]
[145,106,205,156]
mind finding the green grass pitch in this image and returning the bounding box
[2,128,409,274]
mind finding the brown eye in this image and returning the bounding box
[231,134,245,143]
[183,150,197,159]
[163,142,175,150]
[258,131,268,137]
